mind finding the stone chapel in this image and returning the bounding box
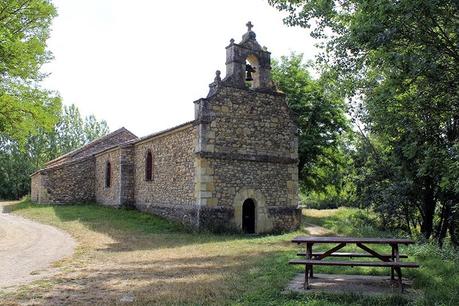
[31,23,301,233]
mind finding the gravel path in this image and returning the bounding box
[0,201,76,290]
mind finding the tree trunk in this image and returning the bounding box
[449,203,459,247]
[437,201,451,248]
[403,205,412,236]
[420,177,436,240]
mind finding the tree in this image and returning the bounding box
[0,138,35,199]
[0,0,61,143]
[269,0,459,244]
[54,104,85,154]
[271,54,350,202]
[84,114,109,143]
[0,104,110,200]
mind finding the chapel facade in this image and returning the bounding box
[31,23,301,233]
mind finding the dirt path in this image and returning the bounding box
[303,223,334,236]
[0,201,76,290]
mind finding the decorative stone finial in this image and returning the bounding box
[246,21,254,32]
[214,70,221,82]
[230,38,235,45]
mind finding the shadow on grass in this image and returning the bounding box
[2,201,298,304]
[7,249,412,306]
[6,200,294,252]
[9,253,274,305]
[5,202,450,305]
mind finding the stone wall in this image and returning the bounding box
[195,86,300,233]
[197,158,300,233]
[31,172,49,203]
[133,124,197,210]
[95,148,121,206]
[31,127,137,205]
[33,157,96,204]
[195,87,297,159]
[135,203,199,228]
[119,145,136,207]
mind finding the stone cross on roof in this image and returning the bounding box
[246,21,253,32]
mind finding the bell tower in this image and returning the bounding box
[194,22,301,234]
[220,22,274,91]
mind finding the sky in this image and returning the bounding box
[42,0,318,137]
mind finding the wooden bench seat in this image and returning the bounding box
[289,259,419,268]
[296,252,408,259]
[289,258,419,291]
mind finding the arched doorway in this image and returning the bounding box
[242,199,255,234]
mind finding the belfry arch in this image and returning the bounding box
[245,54,260,89]
[221,22,274,91]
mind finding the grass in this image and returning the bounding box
[0,201,457,305]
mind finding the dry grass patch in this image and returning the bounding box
[0,201,298,305]
[3,203,447,306]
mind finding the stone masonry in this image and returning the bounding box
[31,23,301,233]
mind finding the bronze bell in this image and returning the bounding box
[245,64,256,81]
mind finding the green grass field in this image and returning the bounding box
[1,200,457,305]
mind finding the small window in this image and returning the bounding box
[145,150,153,181]
[105,161,111,188]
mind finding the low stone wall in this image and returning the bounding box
[268,206,302,233]
[135,202,199,228]
[198,206,237,233]
[37,157,96,204]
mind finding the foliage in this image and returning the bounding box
[0,104,109,200]
[269,0,459,245]
[0,139,35,199]
[52,104,109,156]
[0,0,61,143]
[271,54,352,203]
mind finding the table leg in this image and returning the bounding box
[391,245,395,280]
[393,244,403,292]
[395,267,403,293]
[304,264,310,289]
[307,243,313,278]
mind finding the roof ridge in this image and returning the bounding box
[134,120,195,144]
[45,127,137,166]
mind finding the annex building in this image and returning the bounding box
[31,23,301,233]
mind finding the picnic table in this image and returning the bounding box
[289,236,419,292]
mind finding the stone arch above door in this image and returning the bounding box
[233,188,273,233]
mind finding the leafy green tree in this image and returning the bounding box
[272,54,350,202]
[84,114,109,143]
[55,104,85,154]
[0,138,34,199]
[270,0,459,244]
[0,0,61,143]
[0,104,110,200]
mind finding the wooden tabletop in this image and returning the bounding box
[292,236,415,244]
